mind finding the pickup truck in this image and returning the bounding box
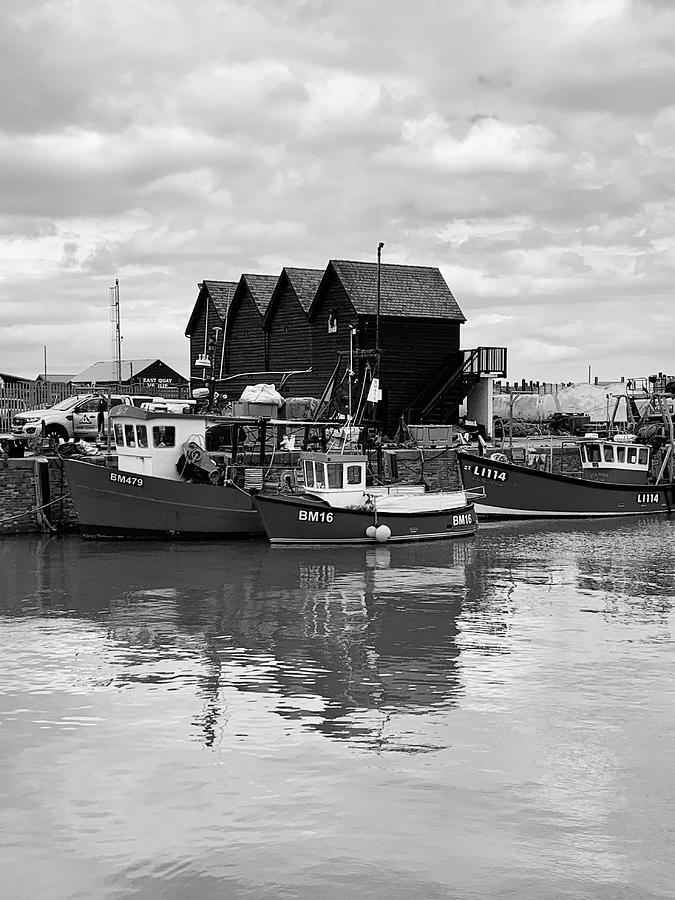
[11,393,156,442]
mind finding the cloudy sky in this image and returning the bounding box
[1,0,674,384]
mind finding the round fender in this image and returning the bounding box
[375,524,391,543]
[365,525,377,538]
[188,448,202,463]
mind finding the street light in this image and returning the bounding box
[375,241,384,354]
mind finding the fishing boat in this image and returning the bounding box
[63,404,335,539]
[252,450,480,544]
[458,385,675,519]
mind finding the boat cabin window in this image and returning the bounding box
[136,425,148,448]
[638,448,648,466]
[347,465,362,485]
[586,444,601,463]
[603,445,614,463]
[124,424,136,447]
[616,446,625,463]
[327,463,343,489]
[114,423,124,446]
[153,426,175,448]
[304,460,314,487]
[314,463,326,488]
[627,446,637,465]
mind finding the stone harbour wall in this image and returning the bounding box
[379,448,461,491]
[0,456,79,535]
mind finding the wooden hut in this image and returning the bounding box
[185,280,238,384]
[263,267,324,396]
[220,273,278,396]
[308,260,467,432]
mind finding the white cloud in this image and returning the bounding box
[1,0,674,382]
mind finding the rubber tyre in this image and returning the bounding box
[45,424,69,441]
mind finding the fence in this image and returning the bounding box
[0,397,28,433]
[0,380,189,432]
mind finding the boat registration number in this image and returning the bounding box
[109,472,144,487]
[453,512,474,526]
[467,464,507,482]
[298,510,334,523]
[636,492,659,504]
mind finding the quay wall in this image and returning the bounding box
[0,456,79,535]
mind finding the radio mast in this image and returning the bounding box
[109,279,122,388]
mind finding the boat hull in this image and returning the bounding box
[253,492,477,544]
[64,458,264,539]
[457,450,675,519]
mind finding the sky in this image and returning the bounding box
[1,0,674,385]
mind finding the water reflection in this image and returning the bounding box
[1,517,673,753]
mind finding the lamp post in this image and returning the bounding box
[375,241,384,355]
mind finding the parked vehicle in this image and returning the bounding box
[11,393,156,442]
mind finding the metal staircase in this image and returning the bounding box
[404,346,507,424]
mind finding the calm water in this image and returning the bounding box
[1,520,674,899]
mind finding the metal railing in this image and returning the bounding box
[0,397,27,433]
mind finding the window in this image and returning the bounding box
[638,448,648,466]
[587,444,601,463]
[603,445,614,462]
[304,461,315,487]
[327,464,343,489]
[327,310,338,334]
[153,426,175,448]
[110,398,124,408]
[315,464,326,488]
[124,424,136,447]
[627,447,637,464]
[347,465,362,485]
[114,424,124,446]
[76,399,99,413]
[136,425,148,448]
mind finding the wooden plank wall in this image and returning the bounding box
[266,282,314,396]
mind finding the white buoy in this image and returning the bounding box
[375,524,391,543]
[365,525,377,538]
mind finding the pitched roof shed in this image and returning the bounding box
[311,260,465,322]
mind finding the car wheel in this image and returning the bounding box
[45,424,68,441]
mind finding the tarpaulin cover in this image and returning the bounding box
[239,384,284,406]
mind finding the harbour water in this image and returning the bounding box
[1,520,674,899]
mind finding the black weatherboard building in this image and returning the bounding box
[185,279,238,380]
[185,259,507,434]
[263,267,324,396]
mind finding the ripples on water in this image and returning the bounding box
[0,519,673,899]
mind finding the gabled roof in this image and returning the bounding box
[226,273,279,326]
[241,274,279,316]
[204,280,237,318]
[185,280,238,336]
[35,374,76,383]
[72,359,185,383]
[0,371,31,383]
[309,260,466,322]
[263,267,324,326]
[284,267,324,313]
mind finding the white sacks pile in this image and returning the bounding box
[494,382,630,423]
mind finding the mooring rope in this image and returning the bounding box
[0,493,71,526]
